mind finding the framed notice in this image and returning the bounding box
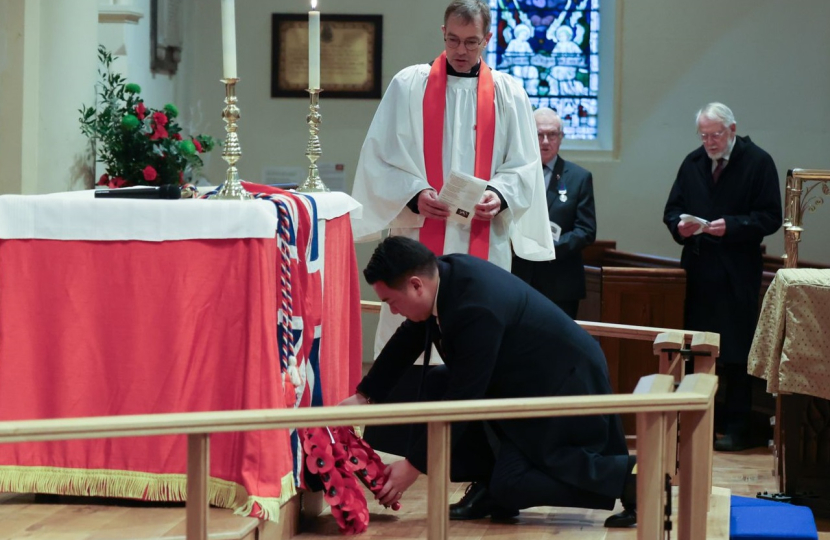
[271,14,382,99]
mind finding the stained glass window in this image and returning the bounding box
[487,0,601,140]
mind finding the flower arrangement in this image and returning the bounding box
[79,46,216,189]
[302,426,401,535]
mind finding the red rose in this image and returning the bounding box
[143,166,158,181]
[192,138,203,153]
[150,112,169,140]
[152,111,168,126]
[109,177,126,188]
[135,102,146,120]
[97,174,110,186]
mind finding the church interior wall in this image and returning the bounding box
[2,0,829,363]
[177,0,830,269]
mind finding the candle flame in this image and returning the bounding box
[311,0,317,9]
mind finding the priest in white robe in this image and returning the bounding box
[351,0,555,361]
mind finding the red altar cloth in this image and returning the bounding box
[0,195,362,521]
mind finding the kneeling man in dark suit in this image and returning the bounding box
[341,236,636,527]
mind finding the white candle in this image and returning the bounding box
[309,0,320,89]
[221,0,238,79]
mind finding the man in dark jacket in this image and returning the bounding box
[512,107,596,318]
[341,236,636,527]
[663,102,782,451]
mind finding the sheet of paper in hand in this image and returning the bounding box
[549,221,562,242]
[438,170,488,225]
[679,213,710,235]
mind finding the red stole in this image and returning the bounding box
[420,51,495,260]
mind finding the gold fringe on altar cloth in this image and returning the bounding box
[0,466,297,522]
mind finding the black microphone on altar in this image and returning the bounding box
[94,185,181,200]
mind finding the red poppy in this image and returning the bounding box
[135,102,146,120]
[143,166,158,182]
[324,470,347,506]
[97,174,109,186]
[305,444,334,475]
[304,427,333,454]
[109,177,126,188]
[342,445,369,472]
[338,484,365,514]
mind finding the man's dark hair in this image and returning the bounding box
[363,236,438,289]
[444,0,491,35]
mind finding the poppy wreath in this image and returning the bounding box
[302,426,401,534]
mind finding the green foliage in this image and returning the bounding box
[79,46,217,187]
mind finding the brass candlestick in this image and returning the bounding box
[297,88,330,193]
[214,78,252,200]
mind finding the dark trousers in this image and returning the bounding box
[719,363,753,435]
[424,366,624,511]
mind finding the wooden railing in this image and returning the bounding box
[0,372,717,540]
[361,300,719,376]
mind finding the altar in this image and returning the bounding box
[749,267,830,517]
[0,188,363,522]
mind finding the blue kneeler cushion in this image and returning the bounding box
[730,495,818,539]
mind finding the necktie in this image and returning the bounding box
[713,158,725,183]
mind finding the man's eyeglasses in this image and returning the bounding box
[444,35,485,51]
[538,131,563,141]
[698,130,726,142]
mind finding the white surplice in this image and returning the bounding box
[351,63,555,360]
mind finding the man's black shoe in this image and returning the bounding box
[605,456,637,528]
[604,506,637,528]
[449,482,519,521]
[714,433,757,452]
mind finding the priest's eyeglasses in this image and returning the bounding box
[445,35,485,51]
[698,130,726,141]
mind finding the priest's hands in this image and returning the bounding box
[377,459,419,506]
[418,189,450,220]
[704,218,726,237]
[474,191,500,221]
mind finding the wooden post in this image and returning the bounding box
[633,375,674,540]
[677,374,718,540]
[654,332,684,483]
[690,332,720,375]
[427,421,451,540]
[187,433,210,540]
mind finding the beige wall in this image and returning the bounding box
[179,0,830,267]
[2,1,828,360]
[179,0,830,360]
[0,0,98,195]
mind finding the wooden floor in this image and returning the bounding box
[296,447,830,540]
[2,447,828,539]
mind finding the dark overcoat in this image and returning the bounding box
[663,136,782,365]
[512,157,597,302]
[358,254,628,507]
